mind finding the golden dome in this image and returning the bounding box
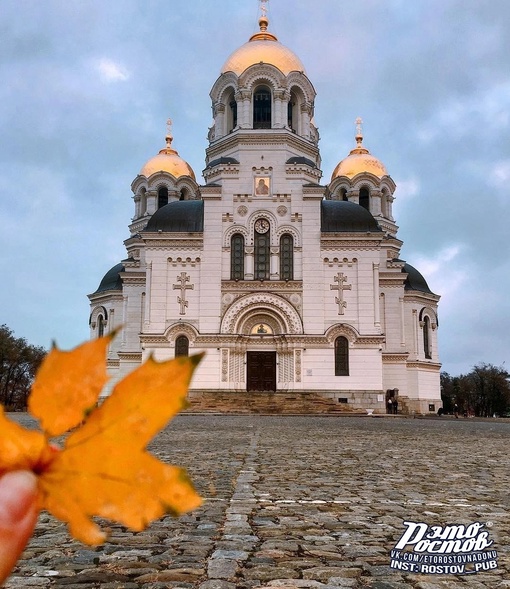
[140,135,196,180]
[331,128,388,181]
[221,16,305,76]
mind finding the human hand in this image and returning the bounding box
[0,471,38,584]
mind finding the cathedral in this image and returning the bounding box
[88,8,441,414]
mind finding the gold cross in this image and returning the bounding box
[355,117,363,136]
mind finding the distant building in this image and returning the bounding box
[89,11,441,414]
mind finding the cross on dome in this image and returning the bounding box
[355,116,363,147]
[166,118,173,148]
[258,0,270,32]
[259,0,268,19]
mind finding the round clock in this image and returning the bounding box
[255,219,270,233]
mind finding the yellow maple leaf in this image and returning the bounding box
[0,334,203,545]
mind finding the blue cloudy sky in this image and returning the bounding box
[1,0,509,376]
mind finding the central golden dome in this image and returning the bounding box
[221,16,305,76]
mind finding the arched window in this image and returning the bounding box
[175,335,189,357]
[340,188,348,201]
[287,99,294,130]
[423,316,432,359]
[381,192,388,217]
[158,186,168,209]
[229,98,237,132]
[231,234,245,280]
[280,234,293,280]
[97,314,105,338]
[254,225,270,280]
[139,188,147,216]
[359,187,369,211]
[335,336,349,376]
[253,86,272,129]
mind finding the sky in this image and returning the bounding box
[1,0,509,376]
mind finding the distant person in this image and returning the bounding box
[393,398,398,415]
[453,403,459,418]
[387,398,393,414]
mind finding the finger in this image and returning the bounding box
[0,471,38,584]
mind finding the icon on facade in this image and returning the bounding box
[255,176,270,195]
[251,323,273,335]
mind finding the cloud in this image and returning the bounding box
[410,245,467,302]
[95,58,130,83]
[416,81,510,143]
[393,177,420,201]
[489,160,510,188]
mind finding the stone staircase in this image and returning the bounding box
[184,391,365,415]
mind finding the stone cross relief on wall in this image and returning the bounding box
[330,272,352,315]
[173,272,194,315]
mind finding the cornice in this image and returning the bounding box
[117,352,143,362]
[142,233,203,242]
[406,361,442,371]
[379,280,406,288]
[222,280,303,292]
[139,331,385,349]
[321,240,383,251]
[205,129,320,162]
[141,236,204,250]
[129,217,150,234]
[88,292,124,303]
[404,293,441,304]
[121,277,146,286]
[382,353,409,363]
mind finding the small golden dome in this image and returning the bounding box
[140,135,196,180]
[331,124,388,180]
[221,16,305,76]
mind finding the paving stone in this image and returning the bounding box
[266,581,326,587]
[211,550,249,560]
[5,415,509,589]
[198,582,237,589]
[4,579,53,588]
[207,559,238,580]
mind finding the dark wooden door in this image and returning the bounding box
[246,351,276,392]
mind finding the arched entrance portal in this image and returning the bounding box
[220,293,304,392]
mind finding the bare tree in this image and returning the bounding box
[441,364,510,417]
[0,325,46,410]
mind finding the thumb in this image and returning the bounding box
[0,471,38,584]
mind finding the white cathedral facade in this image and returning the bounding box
[89,13,441,414]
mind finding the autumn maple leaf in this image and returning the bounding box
[0,334,203,545]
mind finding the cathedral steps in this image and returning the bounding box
[183,391,365,415]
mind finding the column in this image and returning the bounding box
[245,246,254,279]
[373,263,380,328]
[214,103,225,138]
[300,103,311,138]
[399,296,405,347]
[238,90,251,128]
[144,262,152,327]
[273,90,285,128]
[371,191,382,216]
[270,247,279,279]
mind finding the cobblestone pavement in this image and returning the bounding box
[5,414,510,589]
